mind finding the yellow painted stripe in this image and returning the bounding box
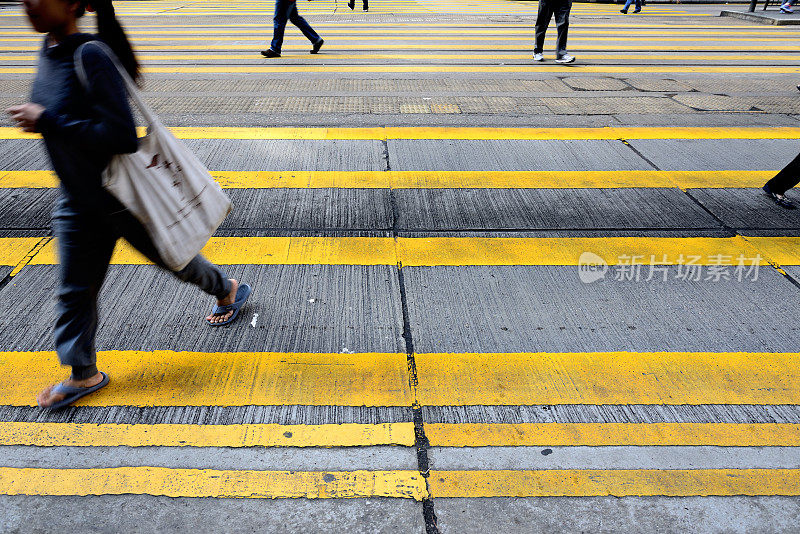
[1,126,797,141]
[5,29,797,36]
[0,45,791,52]
[425,423,800,447]
[397,236,771,267]
[0,237,43,266]
[429,469,800,497]
[12,236,791,267]
[16,236,783,267]
[28,236,398,266]
[0,467,427,499]
[746,237,800,267]
[0,351,411,407]
[0,170,776,189]
[415,352,800,406]
[7,53,799,61]
[0,422,416,447]
[0,23,773,29]
[1,65,796,74]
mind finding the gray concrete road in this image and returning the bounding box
[0,0,800,532]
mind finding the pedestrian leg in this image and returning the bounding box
[268,0,291,54]
[765,151,800,195]
[114,209,232,302]
[553,0,572,59]
[288,1,322,46]
[51,204,117,382]
[534,0,555,55]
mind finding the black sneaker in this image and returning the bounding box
[763,184,797,209]
[261,49,280,58]
[311,39,324,54]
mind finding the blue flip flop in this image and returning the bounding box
[206,283,252,327]
[39,372,110,410]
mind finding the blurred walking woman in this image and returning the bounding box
[8,0,250,409]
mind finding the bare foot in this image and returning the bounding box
[206,279,238,324]
[37,372,105,408]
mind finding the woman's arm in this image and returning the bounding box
[35,43,139,155]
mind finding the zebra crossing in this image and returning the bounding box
[1,0,800,532]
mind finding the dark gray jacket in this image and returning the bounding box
[31,33,137,211]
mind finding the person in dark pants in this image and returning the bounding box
[532,0,575,64]
[8,0,250,409]
[347,0,368,11]
[763,152,800,209]
[261,0,324,57]
[620,0,641,14]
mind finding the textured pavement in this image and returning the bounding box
[1,0,800,532]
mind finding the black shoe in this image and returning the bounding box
[347,0,354,8]
[620,8,627,13]
[311,39,324,54]
[363,6,368,10]
[763,184,797,209]
[261,49,280,58]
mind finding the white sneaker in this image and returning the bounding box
[555,54,575,64]
[533,52,544,61]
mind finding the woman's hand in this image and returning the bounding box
[6,103,45,133]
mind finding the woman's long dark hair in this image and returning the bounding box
[77,0,140,81]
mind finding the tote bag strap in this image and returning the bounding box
[74,40,157,127]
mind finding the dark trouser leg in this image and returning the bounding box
[554,0,572,58]
[363,0,368,9]
[288,2,321,44]
[766,151,800,195]
[52,204,117,381]
[534,0,555,54]
[112,209,231,300]
[270,0,290,53]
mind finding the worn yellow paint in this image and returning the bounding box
[4,53,799,61]
[0,237,43,266]
[746,237,800,266]
[0,351,412,407]
[0,170,775,189]
[2,65,800,74]
[397,236,768,267]
[429,469,800,497]
[12,235,783,267]
[17,235,775,267]
[0,45,783,52]
[415,352,800,406]
[425,423,800,447]
[0,422,416,447]
[3,35,791,43]
[2,126,797,141]
[0,467,428,499]
[0,170,59,188]
[29,236,398,266]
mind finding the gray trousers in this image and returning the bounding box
[52,197,231,380]
[534,0,572,57]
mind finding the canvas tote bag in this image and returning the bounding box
[75,41,231,271]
